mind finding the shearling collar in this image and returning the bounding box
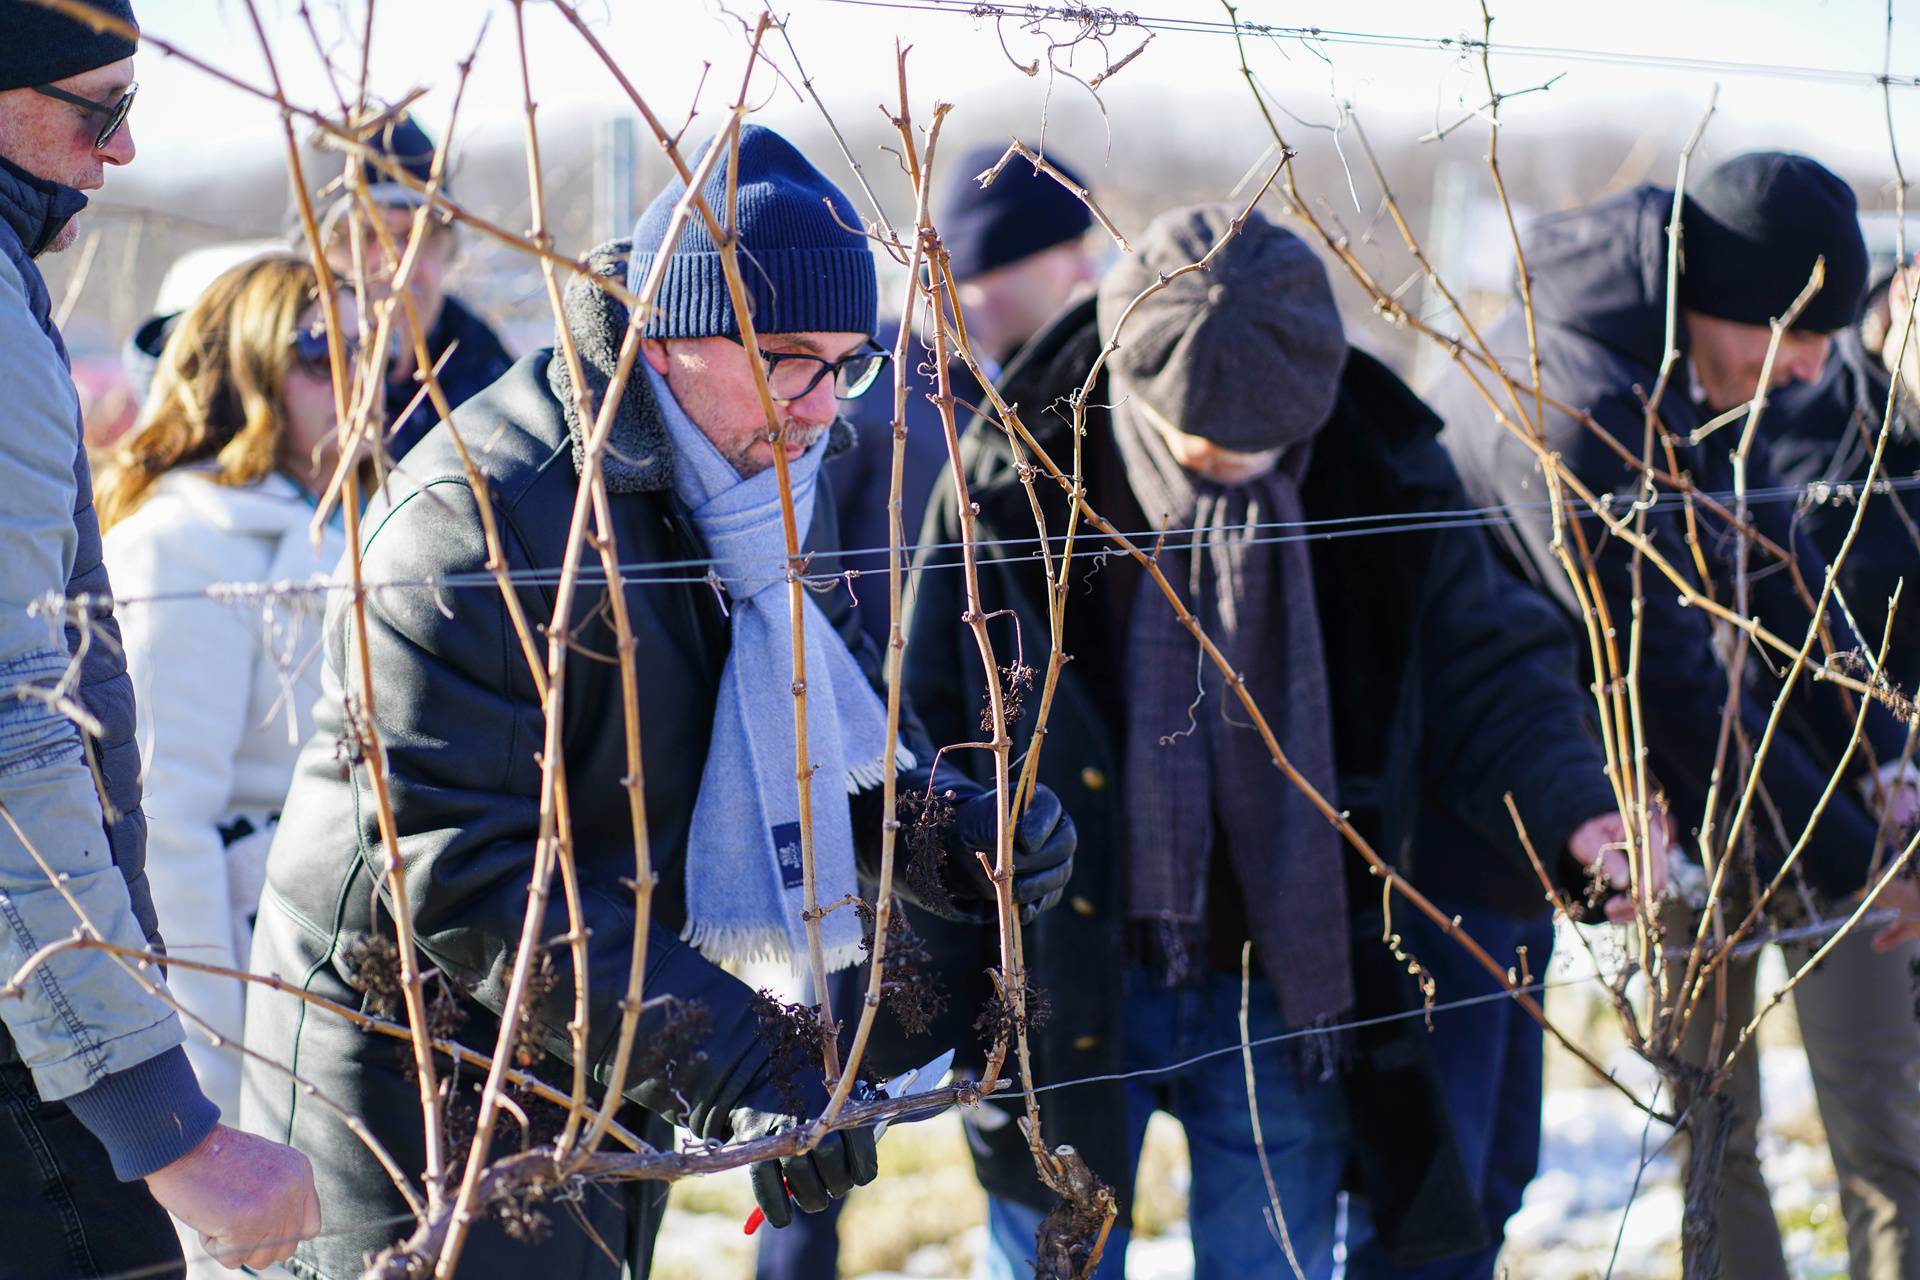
[548,238,854,494]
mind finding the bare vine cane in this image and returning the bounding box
[318,29,661,1167]
[714,100,844,1086]
[427,68,746,1280]
[818,44,933,1122]
[1658,261,1826,1057]
[239,0,450,1202]
[1667,273,1920,1043]
[502,0,597,1156]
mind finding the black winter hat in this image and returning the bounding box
[0,0,137,92]
[937,141,1094,281]
[1680,151,1868,335]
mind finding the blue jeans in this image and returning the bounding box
[1342,906,1552,1279]
[0,1061,185,1280]
[981,967,1350,1280]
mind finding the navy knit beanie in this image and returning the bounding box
[937,141,1093,281]
[0,0,138,91]
[315,111,446,235]
[1680,151,1868,334]
[626,124,876,339]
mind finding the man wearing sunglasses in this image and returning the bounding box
[0,3,321,1276]
[244,123,1076,1278]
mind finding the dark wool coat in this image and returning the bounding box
[1425,185,1908,901]
[384,293,516,461]
[894,298,1616,1267]
[0,156,156,1066]
[1767,325,1920,693]
[242,246,941,1280]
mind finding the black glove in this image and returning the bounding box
[944,783,1076,923]
[729,1103,879,1229]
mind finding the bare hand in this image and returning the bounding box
[1870,876,1920,952]
[144,1123,322,1270]
[1566,810,1673,924]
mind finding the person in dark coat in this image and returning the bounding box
[241,125,1076,1280]
[1768,265,1920,696]
[1426,150,1920,1280]
[828,140,1098,656]
[315,111,513,461]
[900,205,1631,1278]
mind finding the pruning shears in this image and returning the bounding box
[741,1047,956,1235]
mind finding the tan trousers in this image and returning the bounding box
[1673,921,1920,1280]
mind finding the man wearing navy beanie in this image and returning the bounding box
[1428,151,1920,1280]
[0,2,322,1276]
[244,122,1074,1278]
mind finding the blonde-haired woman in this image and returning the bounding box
[99,254,352,1159]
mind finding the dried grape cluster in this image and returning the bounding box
[748,989,833,1114]
[974,971,1053,1052]
[855,899,951,1036]
[900,786,959,915]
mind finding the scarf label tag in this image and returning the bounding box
[772,822,806,889]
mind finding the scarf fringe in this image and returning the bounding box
[844,743,918,794]
[682,920,869,974]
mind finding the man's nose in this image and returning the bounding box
[98,121,135,167]
[1780,335,1832,386]
[788,376,839,427]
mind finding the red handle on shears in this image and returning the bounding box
[742,1173,790,1235]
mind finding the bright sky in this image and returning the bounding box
[116,0,1920,200]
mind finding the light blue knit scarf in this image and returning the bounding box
[652,363,910,972]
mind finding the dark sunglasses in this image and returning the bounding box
[32,81,137,151]
[289,326,358,376]
[723,335,891,402]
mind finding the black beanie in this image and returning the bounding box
[1680,151,1867,334]
[316,111,444,235]
[937,140,1094,281]
[0,0,138,92]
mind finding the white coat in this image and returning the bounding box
[103,469,344,1125]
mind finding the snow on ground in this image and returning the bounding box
[654,940,1857,1279]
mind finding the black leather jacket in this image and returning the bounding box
[241,247,944,1278]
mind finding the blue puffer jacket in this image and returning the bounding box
[0,153,215,1179]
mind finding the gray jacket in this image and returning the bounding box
[0,153,215,1180]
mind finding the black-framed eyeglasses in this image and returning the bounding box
[725,336,891,402]
[32,81,138,151]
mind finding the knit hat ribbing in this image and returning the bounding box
[936,141,1094,281]
[0,0,137,92]
[626,124,876,340]
[1098,205,1348,452]
[1680,151,1868,335]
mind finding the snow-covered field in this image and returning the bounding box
[653,942,1855,1279]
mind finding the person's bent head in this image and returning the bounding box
[1678,151,1866,413]
[315,111,456,371]
[939,140,1100,363]
[628,124,883,479]
[98,255,356,525]
[0,0,139,255]
[1098,204,1347,487]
